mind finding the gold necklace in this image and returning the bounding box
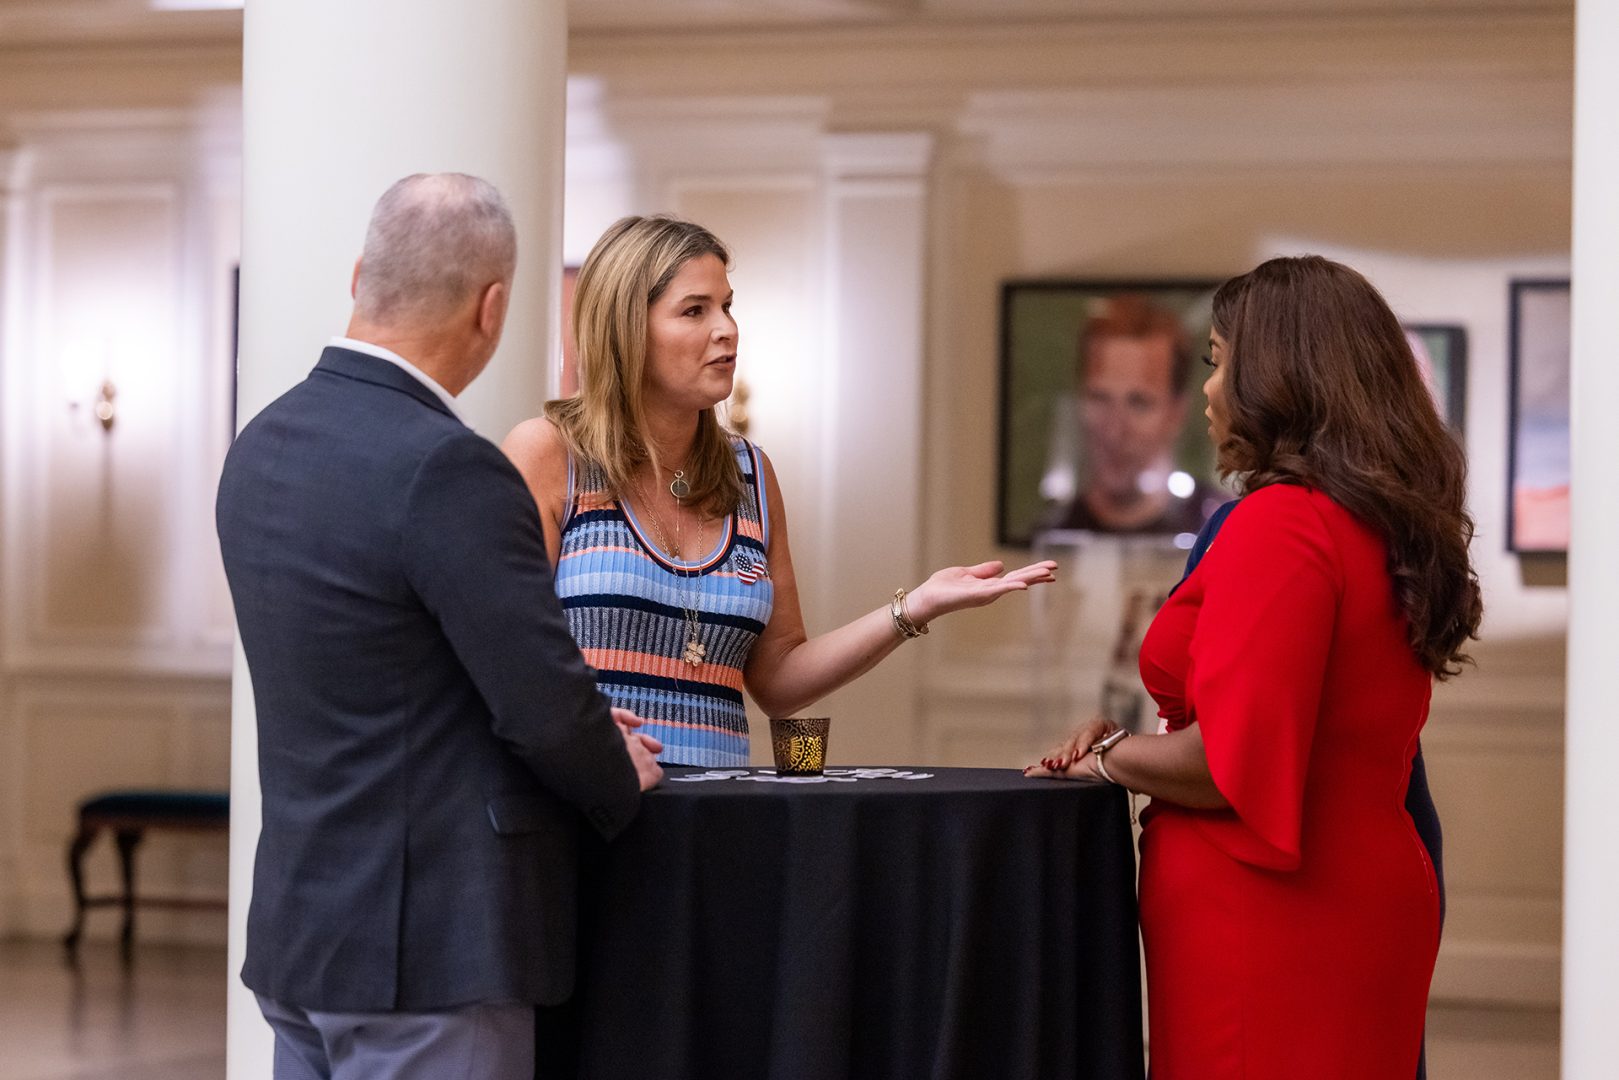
[635,478,709,667]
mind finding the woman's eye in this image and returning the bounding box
[684,306,702,317]
[1201,354,1216,368]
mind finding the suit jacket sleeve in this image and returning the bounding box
[402,430,641,840]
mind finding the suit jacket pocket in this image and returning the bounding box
[485,793,554,836]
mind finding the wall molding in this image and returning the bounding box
[0,108,237,680]
[0,103,239,941]
[3,674,231,944]
[1433,939,1562,1008]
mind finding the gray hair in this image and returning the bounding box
[353,173,517,322]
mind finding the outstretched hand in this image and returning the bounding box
[905,560,1058,626]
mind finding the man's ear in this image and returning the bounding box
[478,280,509,338]
[350,257,363,300]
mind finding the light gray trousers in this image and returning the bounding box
[256,994,534,1080]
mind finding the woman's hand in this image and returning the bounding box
[905,560,1059,626]
[1024,715,1116,780]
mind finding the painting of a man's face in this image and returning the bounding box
[997,280,1224,545]
[1079,332,1189,500]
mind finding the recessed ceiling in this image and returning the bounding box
[0,0,1570,50]
[0,0,239,48]
[569,0,1570,34]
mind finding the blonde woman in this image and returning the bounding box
[503,215,1056,766]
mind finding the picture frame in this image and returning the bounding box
[1506,279,1572,554]
[1403,324,1468,435]
[996,280,1227,548]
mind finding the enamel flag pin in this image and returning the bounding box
[735,552,768,585]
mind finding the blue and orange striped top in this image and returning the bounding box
[554,438,775,767]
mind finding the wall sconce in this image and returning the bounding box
[727,377,751,436]
[93,380,116,432]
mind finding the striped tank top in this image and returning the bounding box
[554,438,774,767]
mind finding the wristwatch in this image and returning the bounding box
[1089,728,1130,784]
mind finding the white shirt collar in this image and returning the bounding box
[330,336,465,423]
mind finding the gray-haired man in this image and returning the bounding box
[218,174,663,1078]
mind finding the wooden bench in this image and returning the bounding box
[62,789,230,960]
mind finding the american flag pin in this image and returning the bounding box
[735,553,768,585]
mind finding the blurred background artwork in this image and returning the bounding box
[1406,324,1469,435]
[1026,533,1187,741]
[998,282,1231,548]
[1507,279,1572,553]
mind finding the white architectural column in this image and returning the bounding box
[0,143,29,937]
[1562,2,1619,1075]
[814,133,933,765]
[232,2,568,1075]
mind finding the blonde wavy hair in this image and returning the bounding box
[544,215,744,518]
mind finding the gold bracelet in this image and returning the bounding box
[1089,732,1139,825]
[891,588,929,639]
[1092,752,1118,785]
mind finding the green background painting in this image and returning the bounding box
[998,282,1223,546]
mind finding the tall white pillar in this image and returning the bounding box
[813,133,933,765]
[1562,2,1619,1075]
[0,145,28,937]
[232,3,569,1075]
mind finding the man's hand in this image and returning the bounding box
[611,707,645,735]
[615,709,664,791]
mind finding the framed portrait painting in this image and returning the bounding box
[1404,324,1467,435]
[1506,279,1572,554]
[997,280,1228,548]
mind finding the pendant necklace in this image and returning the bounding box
[637,476,708,667]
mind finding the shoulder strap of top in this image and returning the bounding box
[565,454,616,523]
[560,452,578,532]
[734,436,770,549]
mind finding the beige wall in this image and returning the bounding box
[0,45,241,944]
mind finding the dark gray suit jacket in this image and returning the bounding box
[217,346,640,1012]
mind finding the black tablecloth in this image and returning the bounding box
[538,766,1144,1080]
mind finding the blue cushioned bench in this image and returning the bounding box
[63,789,230,960]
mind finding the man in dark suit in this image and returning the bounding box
[217,173,663,1078]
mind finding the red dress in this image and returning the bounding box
[1137,484,1440,1079]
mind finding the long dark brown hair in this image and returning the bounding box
[1212,255,1482,678]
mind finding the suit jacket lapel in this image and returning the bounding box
[313,347,459,421]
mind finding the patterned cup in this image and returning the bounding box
[769,717,830,777]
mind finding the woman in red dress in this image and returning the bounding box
[1029,255,1483,1078]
